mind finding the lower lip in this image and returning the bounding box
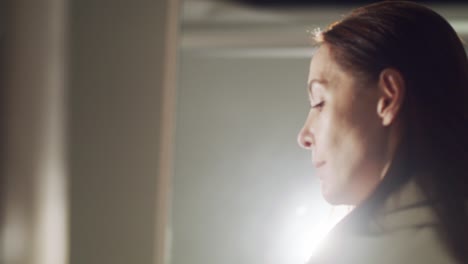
[315,161,326,168]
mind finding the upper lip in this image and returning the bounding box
[313,160,326,168]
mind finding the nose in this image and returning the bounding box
[297,125,314,150]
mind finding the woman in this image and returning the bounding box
[298,1,468,263]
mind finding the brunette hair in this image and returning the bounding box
[315,1,468,262]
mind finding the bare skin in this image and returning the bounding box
[298,44,405,205]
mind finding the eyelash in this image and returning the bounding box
[311,101,325,111]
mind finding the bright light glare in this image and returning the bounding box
[295,206,308,216]
[279,204,350,264]
[305,206,350,261]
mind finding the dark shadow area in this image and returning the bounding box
[0,0,6,237]
[234,0,468,7]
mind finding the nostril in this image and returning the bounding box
[298,133,313,149]
[298,126,314,149]
[302,137,313,149]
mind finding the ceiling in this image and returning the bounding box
[181,0,468,53]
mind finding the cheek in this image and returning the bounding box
[316,108,351,157]
[317,103,370,182]
[317,107,370,201]
[321,101,384,178]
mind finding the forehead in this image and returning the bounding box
[308,45,342,84]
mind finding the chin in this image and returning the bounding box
[322,193,345,205]
[321,183,349,205]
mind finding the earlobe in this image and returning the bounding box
[376,68,405,126]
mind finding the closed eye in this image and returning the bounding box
[311,101,325,110]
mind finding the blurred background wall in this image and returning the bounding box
[0,1,467,264]
[1,1,68,263]
[67,0,179,264]
[1,0,178,264]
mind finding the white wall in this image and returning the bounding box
[171,50,333,264]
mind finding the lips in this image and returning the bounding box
[313,160,326,169]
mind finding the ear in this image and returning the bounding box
[376,68,405,126]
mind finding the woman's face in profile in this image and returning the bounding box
[298,44,389,205]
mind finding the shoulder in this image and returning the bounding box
[308,223,455,264]
[307,180,458,264]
